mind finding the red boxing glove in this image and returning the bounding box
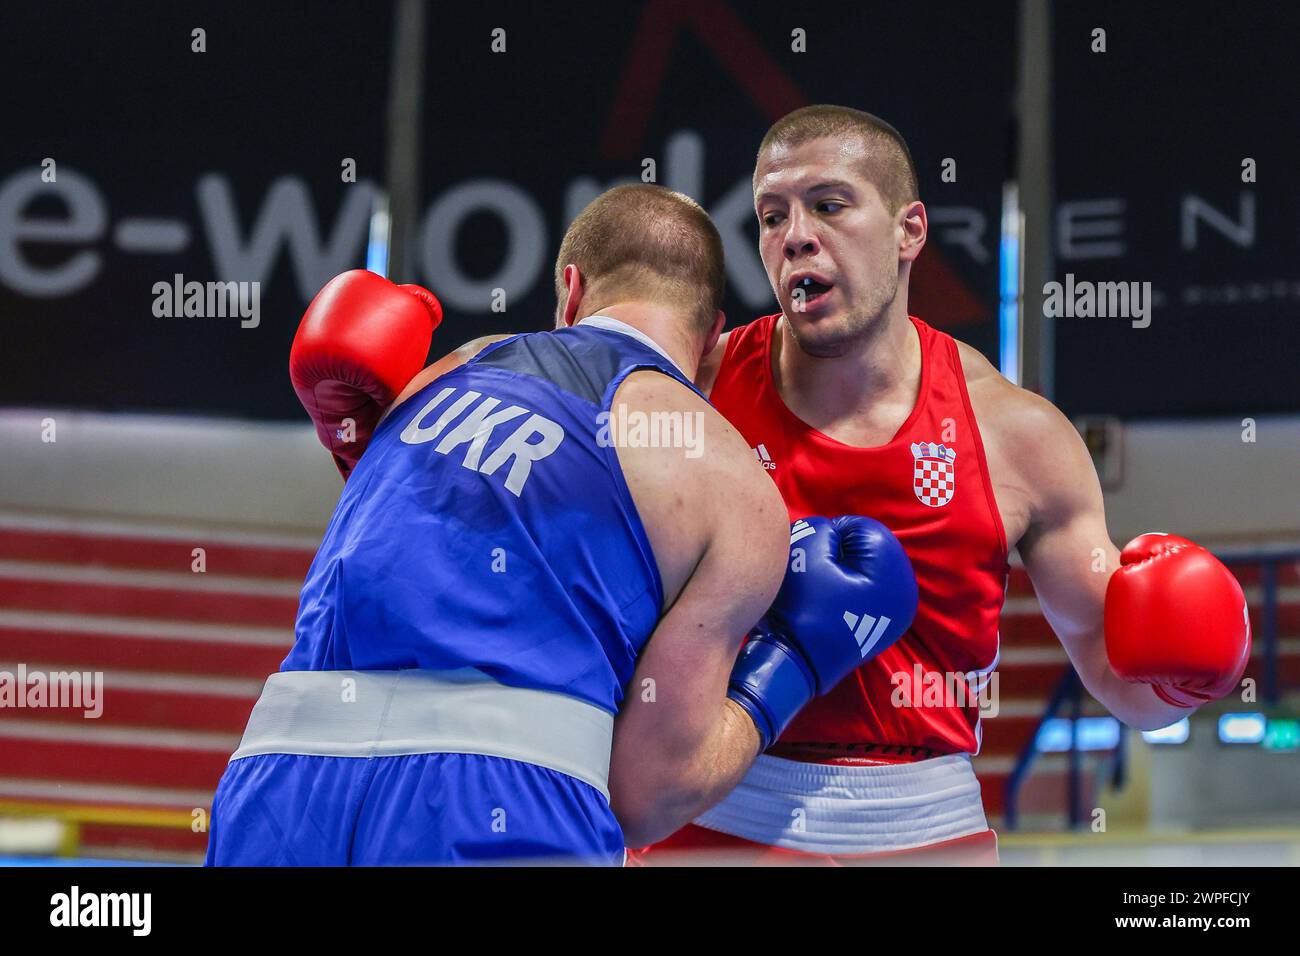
[290,270,442,477]
[1104,532,1252,708]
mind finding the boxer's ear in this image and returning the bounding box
[898,199,928,264]
[560,264,585,327]
[703,309,726,357]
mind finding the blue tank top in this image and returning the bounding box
[283,319,702,714]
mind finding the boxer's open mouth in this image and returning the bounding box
[789,274,833,309]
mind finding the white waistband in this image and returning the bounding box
[232,670,615,800]
[693,753,988,854]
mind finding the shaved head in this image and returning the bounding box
[555,184,725,335]
[756,105,919,212]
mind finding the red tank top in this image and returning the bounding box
[711,314,1009,762]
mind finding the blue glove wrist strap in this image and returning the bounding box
[726,632,817,752]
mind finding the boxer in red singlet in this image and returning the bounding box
[634,105,1251,865]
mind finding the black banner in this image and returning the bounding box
[2,0,1010,419]
[1051,3,1300,417]
[5,2,1296,420]
[0,864,1278,941]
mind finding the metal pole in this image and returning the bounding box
[382,0,428,282]
[1013,0,1055,397]
[1068,673,1082,829]
[1261,560,1278,704]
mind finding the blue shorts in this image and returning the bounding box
[204,751,625,866]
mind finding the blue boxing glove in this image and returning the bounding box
[727,515,919,751]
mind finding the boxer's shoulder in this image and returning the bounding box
[953,337,1000,387]
[386,334,514,420]
[615,366,722,424]
[954,340,1095,532]
[955,339,1072,450]
[613,369,786,607]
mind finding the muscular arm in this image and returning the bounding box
[1007,393,1187,730]
[610,560,769,846]
[607,373,788,846]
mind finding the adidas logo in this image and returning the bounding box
[753,443,776,470]
[843,610,893,659]
[790,518,816,545]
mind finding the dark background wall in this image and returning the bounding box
[2,1,1295,421]
[1051,2,1300,418]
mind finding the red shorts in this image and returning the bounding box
[628,824,999,866]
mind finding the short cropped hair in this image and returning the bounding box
[555,184,725,335]
[755,105,919,212]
